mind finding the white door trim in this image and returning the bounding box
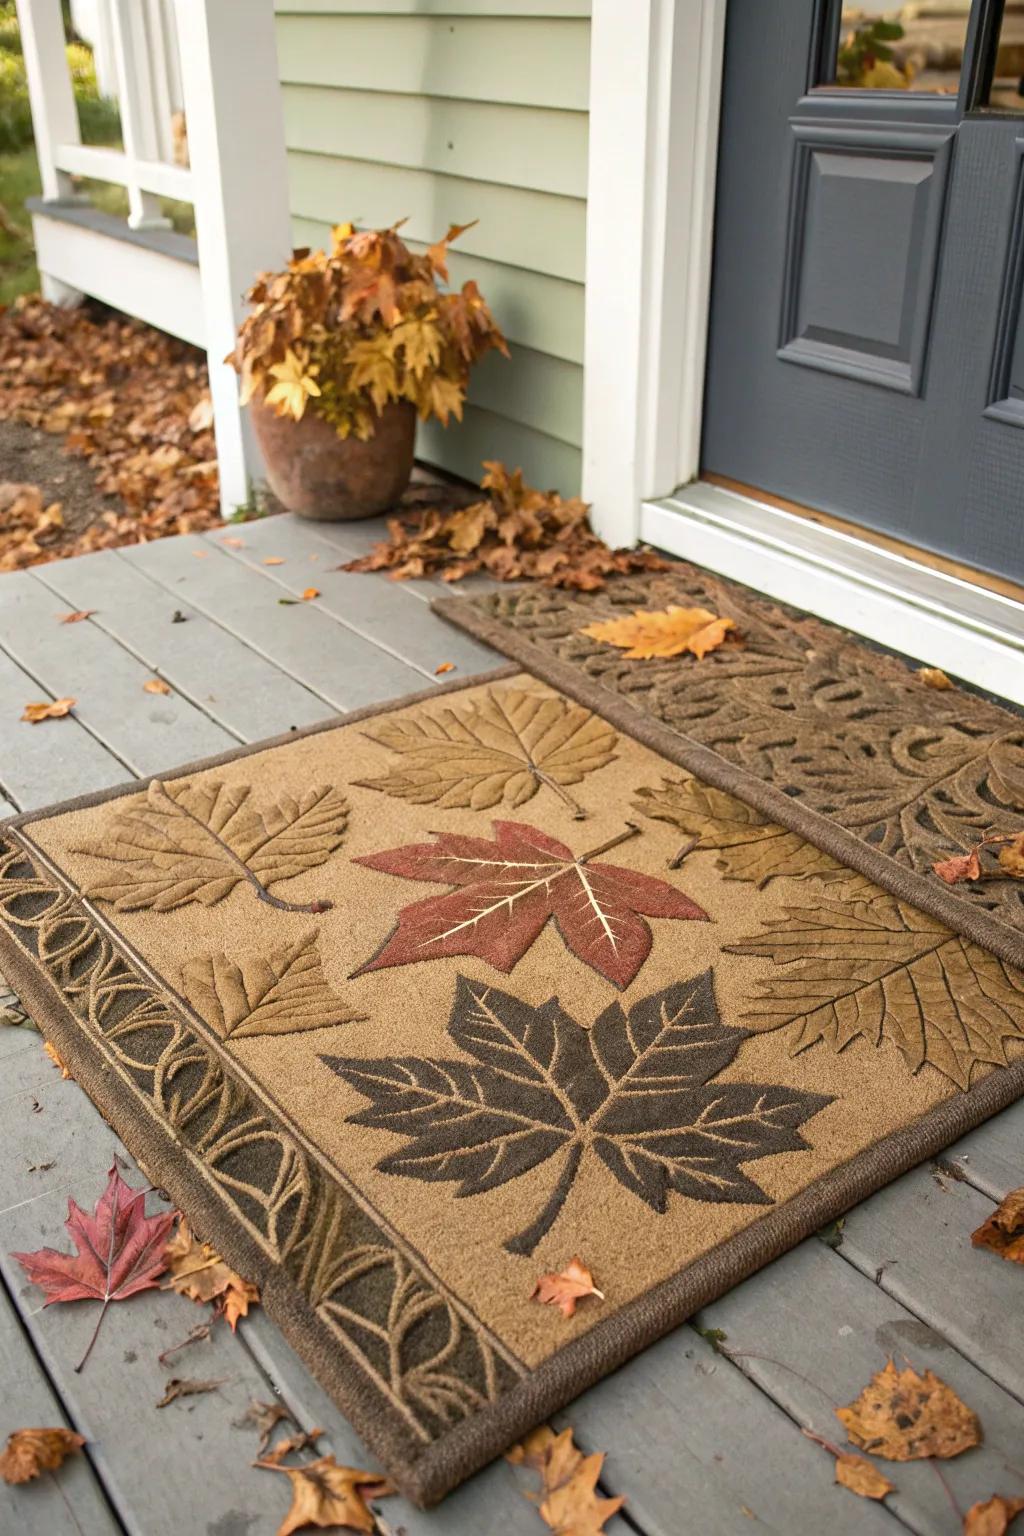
[581,0,727,545]
[643,482,1024,705]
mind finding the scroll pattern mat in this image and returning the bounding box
[1,666,1022,1504]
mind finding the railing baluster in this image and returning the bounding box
[109,0,169,228]
[15,0,80,202]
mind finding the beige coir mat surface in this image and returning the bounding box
[2,665,1024,1504]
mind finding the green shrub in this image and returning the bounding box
[0,6,120,155]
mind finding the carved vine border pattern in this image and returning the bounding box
[0,836,520,1443]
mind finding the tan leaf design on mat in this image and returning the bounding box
[181,931,364,1040]
[354,686,617,819]
[75,778,347,914]
[633,776,843,887]
[323,969,831,1255]
[727,889,1024,1087]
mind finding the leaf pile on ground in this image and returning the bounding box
[0,295,222,567]
[340,460,673,590]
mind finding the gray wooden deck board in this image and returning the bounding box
[208,514,501,679]
[32,549,336,744]
[3,521,1024,1535]
[0,1276,120,1535]
[0,569,234,776]
[121,534,443,710]
[698,1235,1024,1535]
[0,646,129,811]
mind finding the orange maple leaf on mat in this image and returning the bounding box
[581,605,737,660]
[532,1257,604,1319]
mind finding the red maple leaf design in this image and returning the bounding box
[12,1160,176,1372]
[352,820,709,988]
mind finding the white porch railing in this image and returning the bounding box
[14,0,293,516]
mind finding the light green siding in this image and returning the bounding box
[276,3,589,493]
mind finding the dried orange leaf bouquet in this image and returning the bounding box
[230,220,507,441]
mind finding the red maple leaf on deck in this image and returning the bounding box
[12,1160,175,1371]
[352,819,709,988]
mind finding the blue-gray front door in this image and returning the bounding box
[702,0,1024,585]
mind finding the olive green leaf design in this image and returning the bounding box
[353,685,617,819]
[182,930,363,1041]
[633,776,843,887]
[323,969,831,1256]
[727,889,1024,1088]
[75,778,348,914]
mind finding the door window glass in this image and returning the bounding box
[827,6,968,93]
[985,3,1024,111]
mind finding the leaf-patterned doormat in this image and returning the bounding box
[1,666,1023,1505]
[435,566,1024,970]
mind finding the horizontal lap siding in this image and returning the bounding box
[275,6,589,492]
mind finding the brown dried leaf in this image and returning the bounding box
[581,605,736,660]
[997,834,1024,879]
[917,667,955,690]
[0,1427,85,1485]
[43,1039,72,1079]
[836,1360,981,1460]
[263,556,285,566]
[259,1427,324,1466]
[507,1425,625,1535]
[834,1453,895,1500]
[971,1187,1024,1264]
[933,850,982,884]
[164,1216,260,1330]
[435,661,455,675]
[156,1375,226,1408]
[255,1454,395,1536]
[143,678,171,695]
[22,697,75,723]
[58,610,95,624]
[531,1257,604,1319]
[235,1399,294,1455]
[302,587,320,600]
[963,1495,1024,1535]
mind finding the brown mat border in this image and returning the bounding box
[434,594,1024,974]
[3,660,1024,1506]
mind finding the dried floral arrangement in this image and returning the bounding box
[342,461,673,591]
[230,221,507,441]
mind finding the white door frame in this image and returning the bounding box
[580,0,727,547]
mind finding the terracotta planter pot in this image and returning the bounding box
[249,398,416,520]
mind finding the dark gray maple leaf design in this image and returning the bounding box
[322,970,832,1256]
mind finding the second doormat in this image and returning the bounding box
[1,666,1022,1504]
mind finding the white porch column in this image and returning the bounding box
[581,0,726,545]
[173,0,293,517]
[15,0,80,201]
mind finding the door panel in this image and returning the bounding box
[702,0,1024,586]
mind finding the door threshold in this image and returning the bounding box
[640,481,1024,706]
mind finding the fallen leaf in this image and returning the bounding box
[143,678,171,695]
[157,1322,212,1367]
[998,834,1024,879]
[22,697,76,723]
[834,1453,895,1500]
[531,1257,604,1319]
[164,1216,260,1330]
[963,1495,1024,1535]
[192,549,210,559]
[43,1039,72,1079]
[302,587,320,601]
[352,820,708,988]
[255,1454,394,1535]
[235,1399,294,1455]
[263,556,285,566]
[12,1160,175,1371]
[259,1427,325,1466]
[435,661,455,674]
[972,1187,1024,1264]
[0,1427,85,1485]
[221,536,245,549]
[507,1425,625,1535]
[58,610,95,624]
[836,1360,981,1460]
[934,850,982,884]
[188,396,214,432]
[917,666,955,690]
[582,605,736,660]
[156,1375,227,1408]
